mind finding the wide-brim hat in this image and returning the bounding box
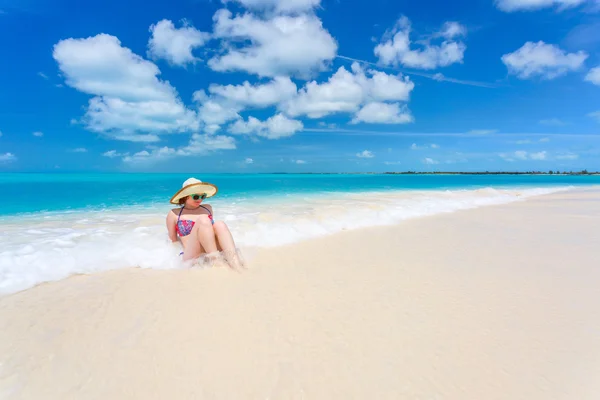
[169,177,218,204]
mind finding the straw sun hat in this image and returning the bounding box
[169,177,218,205]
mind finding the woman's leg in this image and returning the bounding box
[182,215,218,262]
[213,221,244,268]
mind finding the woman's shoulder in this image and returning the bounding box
[167,207,181,218]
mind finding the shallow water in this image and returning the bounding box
[1,173,598,294]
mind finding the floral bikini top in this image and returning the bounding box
[176,205,213,237]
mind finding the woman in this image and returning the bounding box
[166,177,244,269]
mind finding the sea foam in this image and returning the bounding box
[0,186,570,295]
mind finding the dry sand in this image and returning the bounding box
[1,187,599,400]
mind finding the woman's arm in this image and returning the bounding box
[166,211,178,243]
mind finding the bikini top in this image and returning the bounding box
[176,205,213,237]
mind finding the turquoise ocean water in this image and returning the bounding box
[1,172,599,295]
[1,173,599,216]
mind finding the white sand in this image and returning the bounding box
[1,187,599,400]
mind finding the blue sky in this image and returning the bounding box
[0,0,599,172]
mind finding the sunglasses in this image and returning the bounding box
[191,193,207,201]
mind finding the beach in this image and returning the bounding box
[1,187,599,399]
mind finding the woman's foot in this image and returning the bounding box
[224,249,246,270]
[199,252,227,268]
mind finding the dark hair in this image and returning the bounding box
[178,196,189,206]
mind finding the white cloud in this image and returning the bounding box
[192,77,299,133]
[71,148,88,153]
[501,41,587,80]
[352,102,413,124]
[556,152,579,160]
[53,34,199,140]
[589,110,600,122]
[208,76,297,109]
[514,150,528,160]
[193,95,242,130]
[374,16,466,70]
[228,113,303,139]
[102,150,129,158]
[209,9,337,78]
[384,161,402,165]
[438,22,467,39]
[282,62,414,122]
[467,129,497,135]
[226,0,321,13]
[495,0,586,12]
[38,72,49,80]
[539,118,565,126]
[499,150,548,161]
[33,131,43,137]
[530,151,547,160]
[412,143,440,149]
[0,152,16,162]
[539,137,550,142]
[356,150,374,158]
[245,157,254,164]
[147,19,210,66]
[585,66,600,85]
[423,157,439,165]
[295,159,306,164]
[281,66,364,118]
[123,134,236,163]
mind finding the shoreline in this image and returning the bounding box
[1,188,600,399]
[0,185,585,295]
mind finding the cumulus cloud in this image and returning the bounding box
[374,16,466,70]
[123,134,236,163]
[228,113,303,139]
[33,131,43,137]
[356,150,374,158]
[147,19,210,66]
[225,0,321,13]
[245,157,254,164]
[281,62,414,123]
[499,150,548,161]
[530,151,547,160]
[295,159,306,164]
[192,76,299,133]
[208,76,297,109]
[53,34,199,141]
[102,150,129,158]
[0,152,16,162]
[208,9,337,78]
[351,102,413,124]
[71,148,88,153]
[585,66,600,85]
[495,0,586,12]
[423,157,439,165]
[501,41,587,80]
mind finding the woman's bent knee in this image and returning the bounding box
[194,215,213,226]
[213,220,227,230]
